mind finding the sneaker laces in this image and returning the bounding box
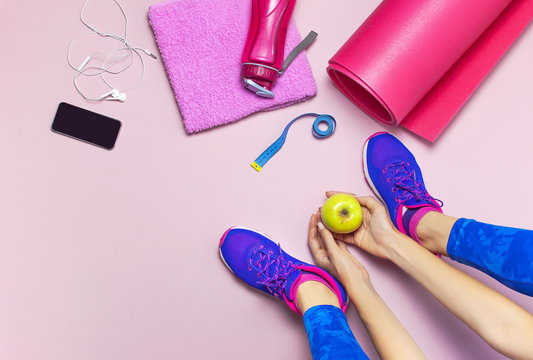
[248,244,297,299]
[384,161,443,207]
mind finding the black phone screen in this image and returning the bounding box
[51,102,122,150]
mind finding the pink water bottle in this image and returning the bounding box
[241,0,297,98]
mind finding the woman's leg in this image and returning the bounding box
[417,210,533,296]
[303,305,369,360]
[298,282,369,360]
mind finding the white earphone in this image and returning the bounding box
[100,89,127,102]
[67,0,157,103]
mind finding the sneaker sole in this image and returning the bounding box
[219,247,233,274]
[362,132,390,205]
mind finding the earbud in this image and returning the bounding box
[113,92,127,102]
[101,89,126,102]
[100,89,119,99]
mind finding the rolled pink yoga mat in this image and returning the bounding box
[327,0,533,142]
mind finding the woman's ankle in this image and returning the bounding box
[296,281,340,314]
[416,212,458,256]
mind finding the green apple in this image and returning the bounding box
[321,194,363,234]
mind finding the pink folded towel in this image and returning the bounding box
[148,0,317,134]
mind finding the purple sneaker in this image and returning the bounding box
[219,227,348,314]
[363,132,443,244]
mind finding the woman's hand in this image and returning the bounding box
[323,191,400,260]
[309,211,428,360]
[308,211,370,288]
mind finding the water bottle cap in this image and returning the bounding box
[241,64,279,91]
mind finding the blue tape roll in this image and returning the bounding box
[251,113,336,172]
[312,114,336,138]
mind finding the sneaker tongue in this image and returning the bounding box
[403,198,430,208]
[400,183,433,208]
[251,250,302,298]
[251,251,282,280]
[284,268,303,300]
[393,169,432,208]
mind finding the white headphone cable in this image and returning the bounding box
[67,0,156,101]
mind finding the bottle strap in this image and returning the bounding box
[279,31,318,76]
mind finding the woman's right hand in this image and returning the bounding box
[324,191,401,260]
[308,211,370,287]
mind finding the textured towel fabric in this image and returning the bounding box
[148,0,317,134]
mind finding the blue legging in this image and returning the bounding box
[303,305,369,360]
[302,219,533,360]
[448,218,533,296]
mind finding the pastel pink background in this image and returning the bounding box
[0,1,532,359]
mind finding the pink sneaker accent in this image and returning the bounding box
[291,265,348,314]
[408,206,441,245]
[404,206,443,257]
[290,273,337,313]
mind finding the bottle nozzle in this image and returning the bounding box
[243,78,275,98]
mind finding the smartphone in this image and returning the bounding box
[51,102,122,150]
